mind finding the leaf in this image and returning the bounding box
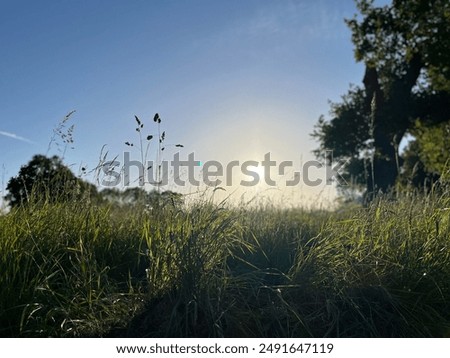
[135,115,141,126]
[175,144,184,148]
[153,113,160,122]
[147,135,153,141]
[213,187,226,193]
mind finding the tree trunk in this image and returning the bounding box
[363,54,423,197]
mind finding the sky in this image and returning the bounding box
[0,0,379,208]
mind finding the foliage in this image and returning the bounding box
[312,0,450,198]
[411,121,450,176]
[399,121,450,189]
[101,187,184,209]
[399,140,437,189]
[4,155,99,208]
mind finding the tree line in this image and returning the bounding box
[4,154,182,209]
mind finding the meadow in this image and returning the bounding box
[1,184,449,337]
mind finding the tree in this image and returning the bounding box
[5,155,98,207]
[399,138,439,189]
[100,186,183,209]
[400,121,450,188]
[312,0,450,198]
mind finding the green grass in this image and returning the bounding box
[1,187,450,337]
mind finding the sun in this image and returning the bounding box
[244,164,266,187]
[252,165,265,182]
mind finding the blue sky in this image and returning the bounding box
[0,0,379,207]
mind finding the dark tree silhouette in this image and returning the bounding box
[312,0,450,198]
[101,186,183,209]
[5,155,98,207]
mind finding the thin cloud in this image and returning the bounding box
[0,130,35,144]
[236,1,348,40]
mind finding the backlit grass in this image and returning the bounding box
[1,186,449,337]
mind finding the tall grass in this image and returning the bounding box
[0,200,144,336]
[1,179,450,337]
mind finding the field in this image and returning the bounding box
[1,187,450,338]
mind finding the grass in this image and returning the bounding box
[1,184,450,337]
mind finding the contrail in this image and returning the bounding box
[0,130,35,144]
